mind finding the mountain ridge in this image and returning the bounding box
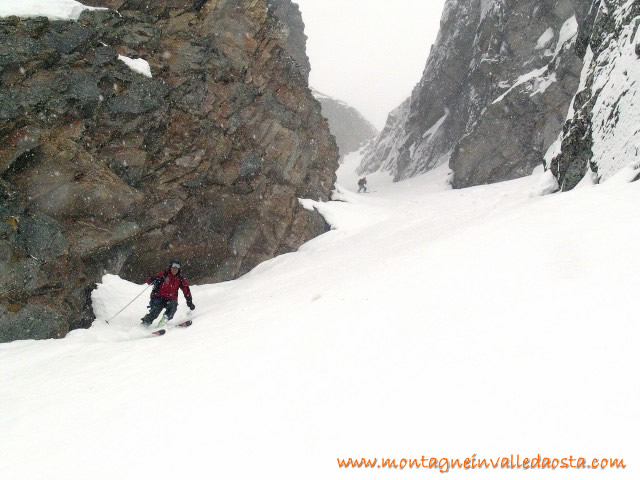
[360,0,638,191]
[311,88,378,161]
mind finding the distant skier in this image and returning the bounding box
[357,177,368,193]
[141,259,195,327]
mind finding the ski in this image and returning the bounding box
[151,319,192,336]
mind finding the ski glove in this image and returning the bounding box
[186,298,195,310]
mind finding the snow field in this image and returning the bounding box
[1,1,638,477]
[0,165,639,479]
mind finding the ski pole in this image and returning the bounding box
[105,284,151,324]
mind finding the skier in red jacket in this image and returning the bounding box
[141,259,195,327]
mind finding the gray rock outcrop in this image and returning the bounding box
[360,0,588,187]
[357,99,410,178]
[312,89,378,160]
[0,0,338,342]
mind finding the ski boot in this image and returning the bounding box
[157,314,169,328]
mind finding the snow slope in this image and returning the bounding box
[1,169,639,479]
[336,146,394,192]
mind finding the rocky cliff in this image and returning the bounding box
[360,0,588,187]
[549,0,640,190]
[312,89,378,160]
[0,0,338,342]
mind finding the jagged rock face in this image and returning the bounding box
[312,89,378,160]
[0,0,338,342]
[360,0,585,188]
[549,0,640,190]
[357,99,409,177]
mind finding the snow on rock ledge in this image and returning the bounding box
[118,55,152,78]
[0,0,105,21]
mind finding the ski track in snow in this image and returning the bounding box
[1,164,639,479]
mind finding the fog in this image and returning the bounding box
[294,0,447,130]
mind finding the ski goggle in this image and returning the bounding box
[171,263,181,269]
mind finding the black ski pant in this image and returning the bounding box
[141,297,178,325]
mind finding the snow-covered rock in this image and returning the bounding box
[117,55,152,78]
[356,98,412,178]
[549,0,640,190]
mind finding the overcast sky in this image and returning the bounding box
[294,0,447,130]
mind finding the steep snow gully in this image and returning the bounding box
[1,161,639,479]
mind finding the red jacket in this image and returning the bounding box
[147,270,192,301]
